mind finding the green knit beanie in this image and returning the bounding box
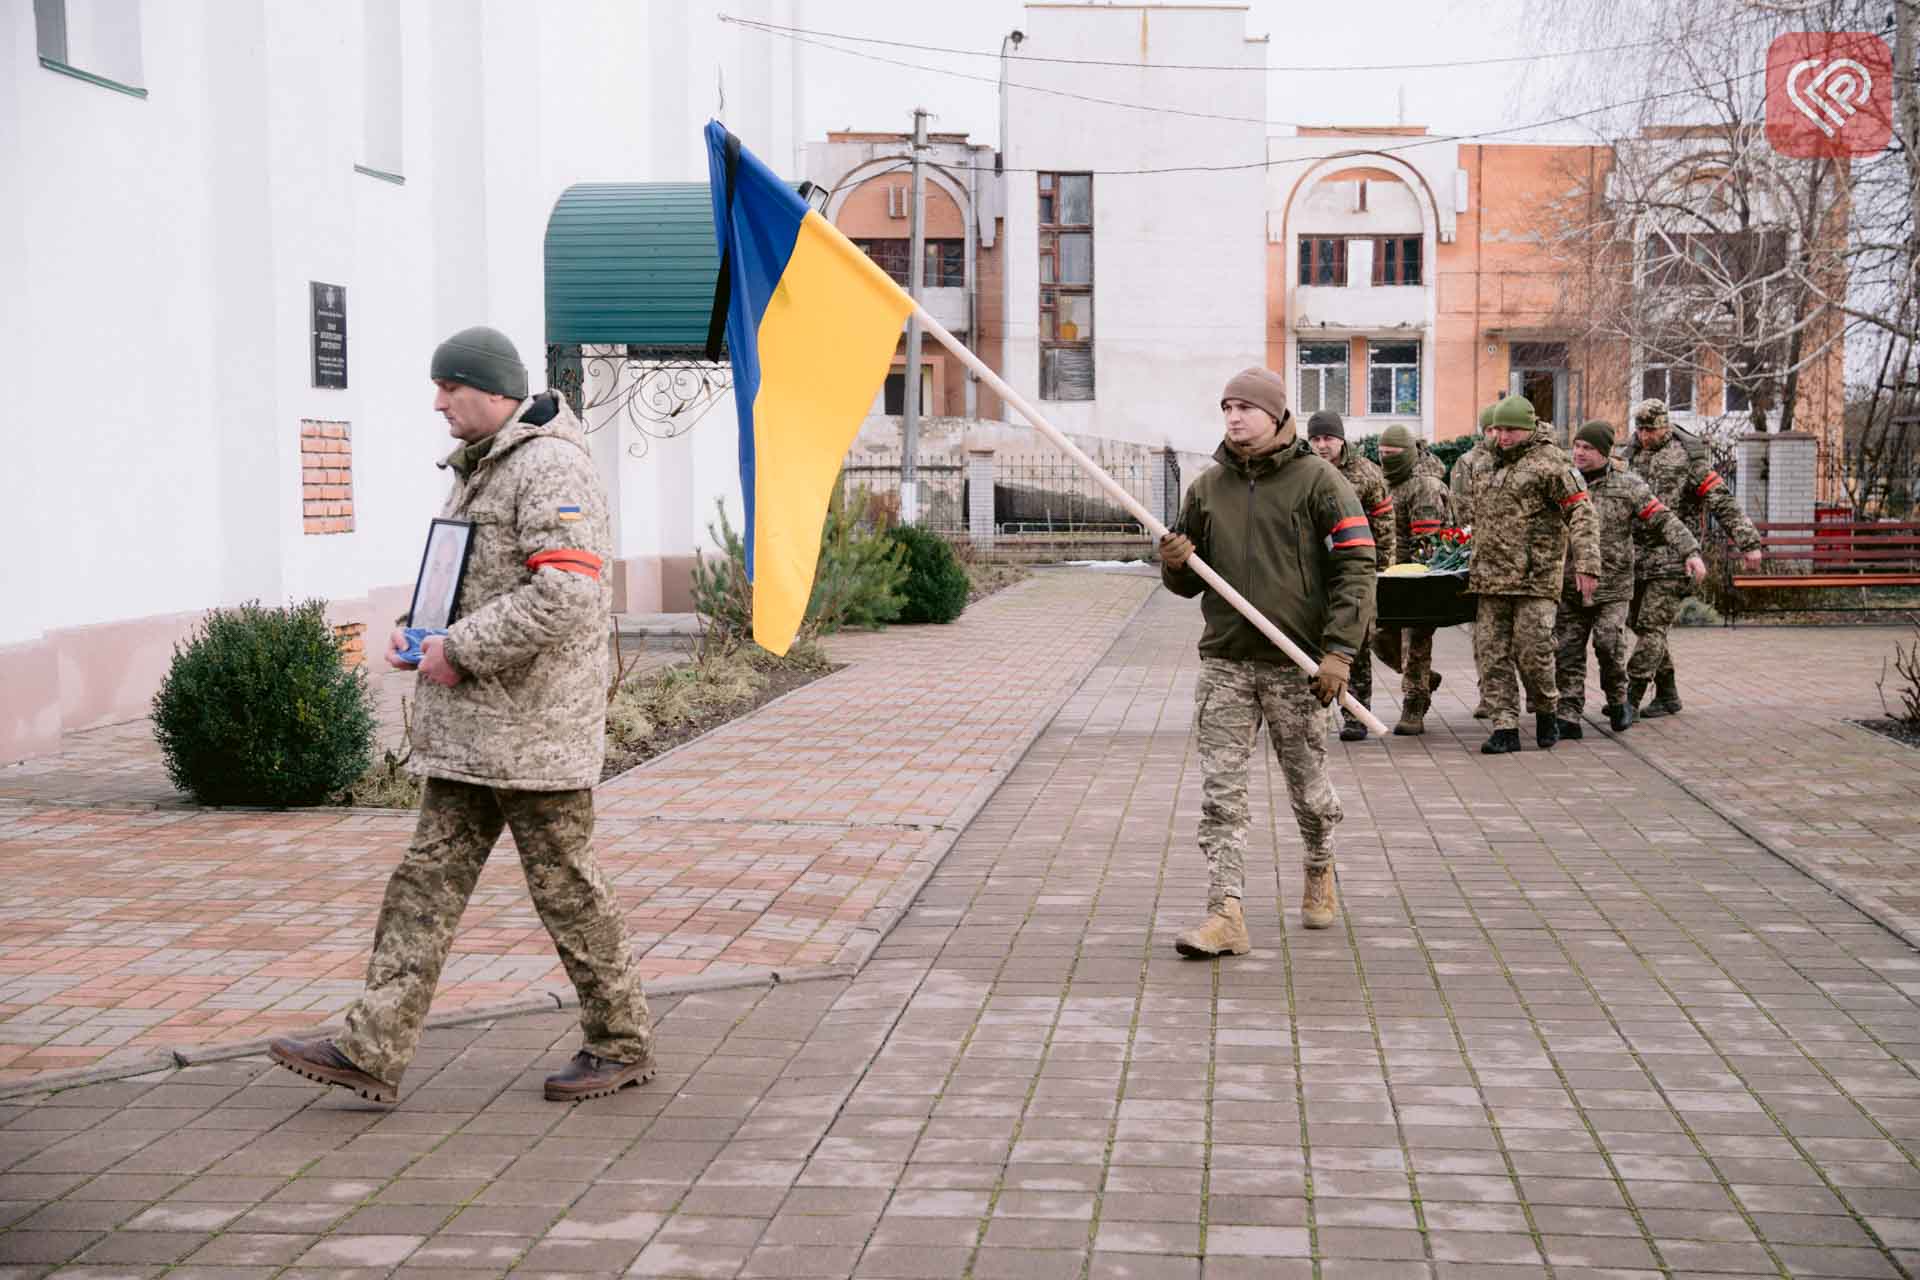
[431,325,528,399]
[1488,394,1536,430]
[1575,420,1615,456]
[1478,402,1497,430]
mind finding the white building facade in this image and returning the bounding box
[0,0,806,764]
[999,4,1270,454]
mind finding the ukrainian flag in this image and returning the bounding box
[705,121,915,656]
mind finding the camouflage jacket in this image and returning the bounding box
[1449,442,1495,527]
[1334,448,1396,569]
[1467,426,1600,599]
[1414,441,1447,483]
[1627,435,1761,581]
[1563,465,1698,605]
[1389,473,1454,566]
[410,393,613,790]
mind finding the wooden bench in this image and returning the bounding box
[1723,520,1920,620]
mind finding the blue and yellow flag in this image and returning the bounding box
[705,121,914,656]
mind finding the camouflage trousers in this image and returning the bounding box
[1553,600,1631,717]
[1194,657,1343,908]
[1627,578,1688,682]
[1343,625,1374,723]
[1371,626,1438,698]
[338,778,653,1087]
[1472,595,1558,731]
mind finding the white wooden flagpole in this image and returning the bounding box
[912,305,1390,738]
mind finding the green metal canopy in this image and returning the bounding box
[544,182,723,354]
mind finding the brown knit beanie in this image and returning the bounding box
[1221,367,1289,429]
[1575,420,1615,455]
[1306,409,1345,441]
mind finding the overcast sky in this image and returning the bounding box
[776,0,1594,150]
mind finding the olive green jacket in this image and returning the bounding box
[1162,438,1377,662]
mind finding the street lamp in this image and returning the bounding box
[997,29,1024,174]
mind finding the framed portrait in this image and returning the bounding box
[408,518,474,631]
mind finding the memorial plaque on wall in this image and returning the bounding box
[311,282,348,388]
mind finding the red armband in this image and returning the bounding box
[1695,471,1724,497]
[527,549,604,580]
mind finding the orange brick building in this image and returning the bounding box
[1265,126,1846,474]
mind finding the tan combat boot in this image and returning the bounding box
[1174,899,1251,957]
[1394,693,1428,736]
[1301,867,1338,930]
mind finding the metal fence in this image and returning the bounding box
[991,453,1154,537]
[840,455,967,534]
[839,449,1174,555]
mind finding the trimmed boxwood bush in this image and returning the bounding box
[151,600,376,806]
[890,525,969,625]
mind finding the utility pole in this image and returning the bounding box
[1898,0,1918,290]
[901,108,929,525]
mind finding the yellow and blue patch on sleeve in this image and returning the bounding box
[556,504,582,522]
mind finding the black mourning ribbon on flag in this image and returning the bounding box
[704,129,742,363]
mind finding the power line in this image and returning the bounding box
[733,19,1315,129]
[725,14,1779,163]
[719,12,1756,75]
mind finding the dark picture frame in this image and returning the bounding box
[408,518,474,631]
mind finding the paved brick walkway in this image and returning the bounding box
[0,573,1155,1085]
[1,590,1914,1278]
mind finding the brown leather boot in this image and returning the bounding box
[268,1037,397,1104]
[545,1049,657,1102]
[1301,867,1338,930]
[1173,899,1251,957]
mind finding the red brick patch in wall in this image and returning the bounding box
[333,622,367,669]
[301,419,355,535]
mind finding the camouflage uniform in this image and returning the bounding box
[1468,424,1600,730]
[1625,401,1761,688]
[337,392,652,1088]
[1553,464,1697,717]
[1449,441,1495,527]
[1414,441,1448,482]
[1332,447,1395,725]
[1194,658,1342,906]
[1372,468,1455,717]
[338,781,652,1086]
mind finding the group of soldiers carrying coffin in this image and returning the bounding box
[1157,370,1761,958]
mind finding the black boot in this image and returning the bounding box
[1339,717,1369,742]
[1626,676,1650,716]
[1535,712,1560,750]
[1481,728,1522,754]
[1555,717,1584,740]
[1642,671,1682,719]
[1607,702,1635,732]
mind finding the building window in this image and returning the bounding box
[1039,172,1093,400]
[883,367,934,415]
[360,0,404,180]
[35,0,146,97]
[1372,236,1422,286]
[854,239,911,287]
[1299,237,1347,286]
[1297,342,1349,416]
[1368,341,1421,416]
[924,239,964,287]
[1641,363,1694,413]
[1722,346,1778,416]
[853,238,964,289]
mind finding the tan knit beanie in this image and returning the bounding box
[1220,367,1289,429]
